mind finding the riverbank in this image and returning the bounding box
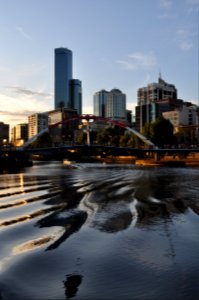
[64,154,199,167]
[135,153,199,167]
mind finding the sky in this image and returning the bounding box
[0,0,198,127]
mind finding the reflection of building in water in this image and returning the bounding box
[38,209,87,251]
[64,274,83,299]
[79,189,135,233]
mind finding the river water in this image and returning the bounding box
[0,161,198,300]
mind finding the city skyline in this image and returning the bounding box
[0,0,198,127]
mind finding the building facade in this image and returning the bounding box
[93,89,127,122]
[11,123,28,146]
[137,76,177,106]
[0,122,9,146]
[54,47,73,109]
[54,47,82,115]
[136,76,180,132]
[48,108,78,144]
[106,89,126,121]
[28,113,48,139]
[163,104,197,129]
[70,79,82,115]
[93,89,109,118]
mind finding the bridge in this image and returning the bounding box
[1,114,199,169]
[22,114,157,149]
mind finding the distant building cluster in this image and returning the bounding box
[93,88,127,122]
[1,47,198,148]
[135,75,198,145]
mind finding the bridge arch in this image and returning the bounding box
[22,114,157,149]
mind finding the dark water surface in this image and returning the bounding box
[0,161,199,300]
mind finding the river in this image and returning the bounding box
[0,161,199,300]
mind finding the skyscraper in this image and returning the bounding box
[70,79,82,115]
[93,89,127,122]
[0,122,9,146]
[93,89,108,117]
[106,89,126,121]
[135,76,180,132]
[54,47,73,109]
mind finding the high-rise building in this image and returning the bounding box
[28,113,48,139]
[48,108,78,144]
[11,123,28,146]
[70,79,82,115]
[135,76,180,132]
[54,47,82,115]
[106,89,126,122]
[54,47,73,109]
[137,76,177,106]
[0,122,9,146]
[93,89,109,118]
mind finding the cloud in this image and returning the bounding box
[159,0,172,8]
[0,109,37,125]
[7,86,53,98]
[176,27,193,51]
[186,0,199,13]
[157,0,175,19]
[16,26,33,41]
[0,90,52,126]
[117,52,157,71]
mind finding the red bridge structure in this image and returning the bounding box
[22,114,157,149]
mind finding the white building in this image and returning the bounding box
[105,89,126,122]
[163,104,197,132]
[11,123,28,146]
[28,113,48,139]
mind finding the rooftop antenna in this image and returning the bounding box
[159,69,162,80]
[158,70,164,84]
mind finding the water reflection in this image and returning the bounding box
[0,164,199,300]
[38,210,88,251]
[63,274,83,299]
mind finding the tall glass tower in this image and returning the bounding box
[93,90,108,117]
[54,47,72,109]
[70,79,82,115]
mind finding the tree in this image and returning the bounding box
[150,117,174,148]
[28,132,53,148]
[96,126,123,146]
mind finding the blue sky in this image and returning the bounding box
[0,0,198,126]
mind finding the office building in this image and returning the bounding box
[137,75,177,106]
[93,89,109,118]
[28,113,48,139]
[106,89,126,122]
[54,47,82,114]
[163,103,198,130]
[70,79,82,115]
[135,76,181,132]
[0,122,9,146]
[48,108,78,144]
[54,47,73,109]
[93,89,127,122]
[11,123,28,146]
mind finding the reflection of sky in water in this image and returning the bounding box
[0,163,199,299]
